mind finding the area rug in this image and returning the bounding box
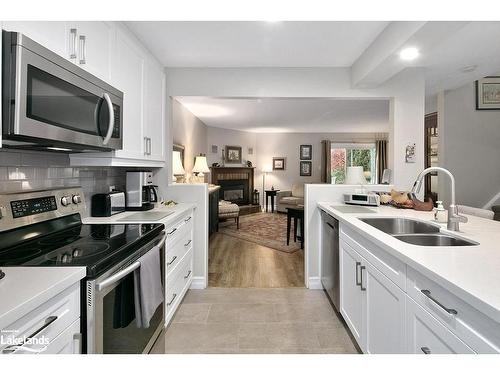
[218,212,302,253]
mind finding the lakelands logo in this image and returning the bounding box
[1,330,50,353]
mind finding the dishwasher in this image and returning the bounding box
[321,210,340,311]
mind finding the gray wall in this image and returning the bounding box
[172,99,208,179]
[440,82,500,208]
[0,149,126,215]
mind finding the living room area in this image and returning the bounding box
[172,96,390,288]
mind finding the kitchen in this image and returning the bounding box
[1,9,500,375]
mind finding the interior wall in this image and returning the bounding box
[440,82,500,208]
[172,99,208,179]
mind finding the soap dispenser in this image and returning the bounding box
[434,201,447,223]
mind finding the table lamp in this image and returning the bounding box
[262,165,272,210]
[345,166,367,192]
[192,155,210,183]
[172,151,185,183]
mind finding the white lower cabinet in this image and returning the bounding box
[336,222,500,354]
[363,260,406,353]
[340,239,405,353]
[406,296,474,354]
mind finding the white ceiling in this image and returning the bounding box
[126,21,389,67]
[175,97,390,133]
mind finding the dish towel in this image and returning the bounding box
[134,245,164,328]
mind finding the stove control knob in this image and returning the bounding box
[72,194,82,204]
[61,196,72,206]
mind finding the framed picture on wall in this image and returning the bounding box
[173,143,185,165]
[300,144,312,160]
[225,145,242,164]
[300,161,312,176]
[272,157,286,170]
[476,77,500,110]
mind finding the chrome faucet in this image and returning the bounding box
[410,167,467,231]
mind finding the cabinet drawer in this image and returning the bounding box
[406,295,474,354]
[43,319,81,354]
[407,267,500,353]
[166,225,193,274]
[1,283,80,354]
[165,212,193,246]
[165,250,193,322]
[341,224,406,290]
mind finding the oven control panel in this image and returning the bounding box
[11,196,57,218]
[0,187,86,232]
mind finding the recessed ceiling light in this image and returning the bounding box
[399,47,420,61]
[460,65,478,73]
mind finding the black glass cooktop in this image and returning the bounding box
[0,214,164,278]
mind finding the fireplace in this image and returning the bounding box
[211,167,255,206]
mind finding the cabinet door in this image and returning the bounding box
[362,260,406,353]
[110,28,145,159]
[2,21,68,58]
[69,22,114,82]
[143,57,165,161]
[340,241,364,348]
[406,296,474,354]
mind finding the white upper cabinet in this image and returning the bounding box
[110,27,145,160]
[67,22,114,82]
[143,56,166,162]
[2,21,68,58]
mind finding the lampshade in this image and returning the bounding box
[172,151,185,175]
[192,156,210,174]
[345,166,367,185]
[262,165,272,173]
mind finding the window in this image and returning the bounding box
[330,143,377,184]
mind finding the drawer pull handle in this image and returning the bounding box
[2,315,58,354]
[360,265,366,291]
[184,270,192,279]
[167,256,178,266]
[167,293,177,306]
[355,261,361,286]
[421,289,458,315]
[421,347,431,354]
[185,216,192,223]
[167,228,177,235]
[184,239,192,247]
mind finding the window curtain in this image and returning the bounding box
[321,140,332,183]
[376,140,387,184]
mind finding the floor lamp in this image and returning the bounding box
[262,166,272,211]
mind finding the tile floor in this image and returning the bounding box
[150,288,359,354]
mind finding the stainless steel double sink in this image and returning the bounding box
[359,217,478,247]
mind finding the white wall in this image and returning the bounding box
[172,99,208,179]
[206,126,257,170]
[439,82,500,208]
[160,67,426,288]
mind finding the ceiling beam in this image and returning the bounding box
[351,21,469,88]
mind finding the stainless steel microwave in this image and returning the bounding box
[2,31,123,152]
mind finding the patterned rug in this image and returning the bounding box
[218,212,302,253]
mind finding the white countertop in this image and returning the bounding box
[318,202,500,325]
[82,203,195,225]
[0,267,86,329]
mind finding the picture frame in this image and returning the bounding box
[476,77,500,110]
[272,157,286,170]
[225,145,242,164]
[300,161,312,176]
[211,144,218,154]
[300,144,312,160]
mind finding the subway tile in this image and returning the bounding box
[0,167,8,181]
[0,151,21,166]
[8,167,36,180]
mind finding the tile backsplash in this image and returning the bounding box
[0,149,127,215]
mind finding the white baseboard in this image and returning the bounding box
[307,277,323,289]
[189,276,206,289]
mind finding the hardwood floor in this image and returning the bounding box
[208,233,304,288]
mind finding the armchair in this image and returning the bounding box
[276,184,304,213]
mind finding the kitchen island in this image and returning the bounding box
[318,202,500,354]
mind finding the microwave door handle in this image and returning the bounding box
[102,93,115,145]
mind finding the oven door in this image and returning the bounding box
[85,232,165,354]
[3,33,123,151]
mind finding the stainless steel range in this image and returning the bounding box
[0,187,165,354]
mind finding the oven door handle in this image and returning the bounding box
[102,93,115,146]
[97,232,167,291]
